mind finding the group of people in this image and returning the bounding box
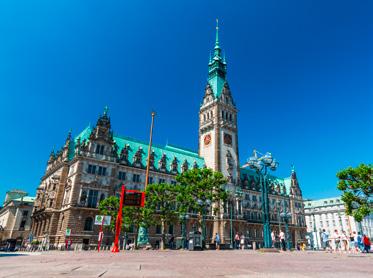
[213,232,246,250]
[320,229,371,253]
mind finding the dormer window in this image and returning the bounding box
[95,144,105,155]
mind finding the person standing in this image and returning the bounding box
[279,230,286,251]
[240,234,245,250]
[321,229,329,251]
[271,231,276,248]
[234,233,240,249]
[333,230,340,253]
[357,232,363,252]
[214,233,221,250]
[349,232,356,254]
[341,231,349,252]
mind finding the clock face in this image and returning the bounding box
[204,134,211,146]
[224,133,232,146]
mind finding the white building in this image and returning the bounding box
[304,197,373,249]
[0,190,35,247]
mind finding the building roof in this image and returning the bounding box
[303,197,342,209]
[12,196,35,203]
[71,127,205,173]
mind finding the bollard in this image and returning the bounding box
[253,241,256,251]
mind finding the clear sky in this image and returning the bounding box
[0,0,372,203]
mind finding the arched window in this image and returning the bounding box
[203,114,206,121]
[84,217,93,231]
[229,114,232,122]
[210,111,213,118]
[221,111,224,119]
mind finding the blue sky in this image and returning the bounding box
[0,0,372,202]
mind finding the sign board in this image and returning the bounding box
[94,215,111,226]
[123,190,145,207]
[65,228,71,236]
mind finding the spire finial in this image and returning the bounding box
[103,105,109,116]
[291,164,295,173]
[215,18,219,47]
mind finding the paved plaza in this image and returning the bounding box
[0,250,372,278]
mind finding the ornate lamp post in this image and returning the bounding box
[280,208,292,250]
[311,209,319,250]
[243,149,278,249]
[180,213,190,249]
[197,199,211,249]
[229,188,243,249]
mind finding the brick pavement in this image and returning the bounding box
[0,250,372,278]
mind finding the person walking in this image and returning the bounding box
[279,230,286,251]
[240,234,245,250]
[214,233,221,250]
[321,229,329,251]
[362,235,371,253]
[234,233,240,249]
[349,232,356,254]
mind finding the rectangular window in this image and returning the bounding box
[252,195,257,201]
[170,180,176,185]
[132,174,140,183]
[22,210,29,217]
[87,164,96,174]
[95,144,105,155]
[118,171,126,181]
[148,177,154,184]
[159,178,166,184]
[19,220,26,230]
[168,224,174,235]
[97,166,107,176]
[87,190,99,208]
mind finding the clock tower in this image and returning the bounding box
[199,21,240,185]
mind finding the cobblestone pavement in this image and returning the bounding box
[0,250,372,278]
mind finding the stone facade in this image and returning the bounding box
[31,25,306,249]
[304,197,373,249]
[0,191,35,246]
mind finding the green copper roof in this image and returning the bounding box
[71,127,205,173]
[207,20,227,98]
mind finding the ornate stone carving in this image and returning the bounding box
[181,159,189,172]
[170,156,178,173]
[158,153,167,172]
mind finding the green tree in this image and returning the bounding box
[176,168,228,236]
[145,183,179,250]
[99,196,153,248]
[337,163,373,222]
[98,196,120,232]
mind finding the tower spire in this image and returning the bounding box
[214,18,221,57]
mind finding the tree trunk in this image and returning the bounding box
[161,220,166,250]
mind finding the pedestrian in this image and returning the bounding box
[168,235,175,250]
[362,235,371,253]
[214,233,220,250]
[271,231,276,248]
[341,231,349,252]
[240,234,245,250]
[279,230,286,251]
[357,232,363,252]
[332,230,340,253]
[234,232,240,249]
[321,229,329,251]
[349,232,356,254]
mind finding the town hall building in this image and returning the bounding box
[31,24,306,249]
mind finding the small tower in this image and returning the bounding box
[198,20,240,185]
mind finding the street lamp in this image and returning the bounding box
[243,149,279,249]
[197,199,211,249]
[280,207,292,251]
[229,188,243,249]
[180,213,190,249]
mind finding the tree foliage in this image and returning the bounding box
[98,196,120,232]
[145,183,179,249]
[176,168,228,221]
[337,163,373,222]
